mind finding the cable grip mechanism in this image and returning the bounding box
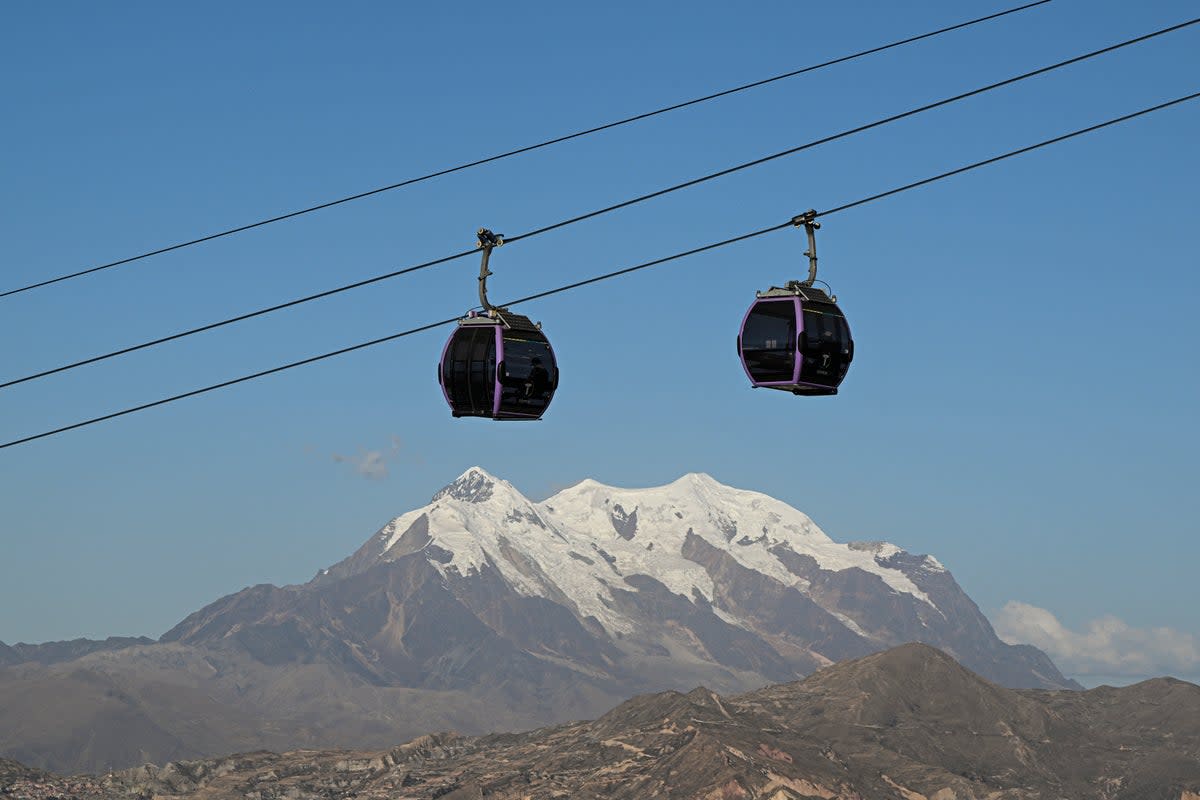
[790,209,820,286]
[475,227,505,313]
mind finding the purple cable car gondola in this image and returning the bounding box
[736,211,854,396]
[438,229,559,420]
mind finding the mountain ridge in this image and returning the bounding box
[2,467,1080,773]
[4,644,1196,800]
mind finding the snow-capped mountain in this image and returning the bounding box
[1,467,1077,773]
[203,465,1072,692]
[326,470,934,635]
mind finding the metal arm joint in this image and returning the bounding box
[790,209,820,286]
[475,227,505,313]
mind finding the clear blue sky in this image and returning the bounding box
[1,1,1196,681]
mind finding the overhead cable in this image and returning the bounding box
[0,1,1053,299]
[2,89,1195,451]
[5,16,1196,392]
[503,15,1199,243]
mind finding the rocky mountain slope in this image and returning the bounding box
[1,468,1077,773]
[166,467,1074,690]
[5,645,1198,800]
[0,637,154,668]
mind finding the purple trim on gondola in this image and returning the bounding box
[792,297,803,385]
[492,325,504,419]
[440,315,558,420]
[736,301,757,386]
[738,297,805,388]
[437,329,454,409]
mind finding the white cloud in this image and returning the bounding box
[332,436,403,481]
[995,601,1200,679]
[333,450,388,480]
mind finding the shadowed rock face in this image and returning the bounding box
[609,503,638,540]
[432,471,494,503]
[7,645,1197,800]
[682,532,874,662]
[1,469,1081,773]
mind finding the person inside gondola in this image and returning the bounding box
[524,357,550,402]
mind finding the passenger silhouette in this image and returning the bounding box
[520,357,549,402]
[525,357,551,401]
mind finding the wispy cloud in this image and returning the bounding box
[995,601,1200,680]
[332,436,403,481]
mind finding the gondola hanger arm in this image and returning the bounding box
[476,228,504,314]
[790,209,820,286]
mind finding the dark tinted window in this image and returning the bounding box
[801,305,850,349]
[441,326,496,415]
[740,301,796,383]
[498,334,556,417]
[742,301,795,350]
[799,304,852,387]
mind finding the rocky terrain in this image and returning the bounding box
[0,638,154,669]
[1,468,1078,773]
[2,645,1197,800]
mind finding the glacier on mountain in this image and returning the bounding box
[367,467,934,638]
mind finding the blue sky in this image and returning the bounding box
[2,1,1197,683]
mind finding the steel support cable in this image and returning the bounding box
[5,17,1196,393]
[1,1,1053,300]
[2,90,1195,451]
[503,16,1200,244]
[0,247,480,390]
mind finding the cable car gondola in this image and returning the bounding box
[737,211,853,395]
[438,229,559,420]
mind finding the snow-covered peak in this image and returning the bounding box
[667,472,710,491]
[534,472,933,610]
[455,464,498,482]
[546,472,751,512]
[349,466,591,609]
[346,469,940,637]
[669,471,720,488]
[431,466,524,505]
[543,472,824,542]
